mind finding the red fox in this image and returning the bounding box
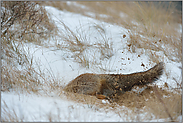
[64,62,164,99]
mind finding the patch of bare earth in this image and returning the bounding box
[62,85,181,121]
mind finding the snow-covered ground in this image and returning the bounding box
[1,6,182,122]
[1,92,137,122]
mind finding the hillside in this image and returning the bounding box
[1,1,182,122]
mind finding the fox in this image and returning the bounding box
[64,62,164,100]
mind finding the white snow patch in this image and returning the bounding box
[2,5,182,122]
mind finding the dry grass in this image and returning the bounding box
[2,1,182,122]
[2,85,181,122]
[42,3,182,120]
[80,2,182,63]
[39,1,183,121]
[63,84,182,122]
[54,19,114,71]
[1,100,20,122]
[46,1,182,63]
[1,1,58,92]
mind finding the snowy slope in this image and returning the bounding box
[37,6,182,88]
[1,6,182,122]
[3,91,171,122]
[2,92,120,122]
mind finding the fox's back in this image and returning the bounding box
[64,62,164,99]
[63,73,134,96]
[63,73,106,95]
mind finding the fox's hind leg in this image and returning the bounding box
[96,92,108,99]
[95,79,111,100]
[95,92,114,103]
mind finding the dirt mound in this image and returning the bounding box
[62,85,182,121]
[115,85,181,119]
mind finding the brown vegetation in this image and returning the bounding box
[64,85,181,121]
[2,1,182,122]
[1,1,57,92]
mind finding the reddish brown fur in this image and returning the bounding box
[64,62,164,99]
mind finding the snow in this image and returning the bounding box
[85,12,96,18]
[1,5,182,122]
[1,92,133,122]
[102,99,110,104]
[99,14,110,18]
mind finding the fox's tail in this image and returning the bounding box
[141,62,164,84]
[117,62,164,92]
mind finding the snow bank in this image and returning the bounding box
[1,5,181,122]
